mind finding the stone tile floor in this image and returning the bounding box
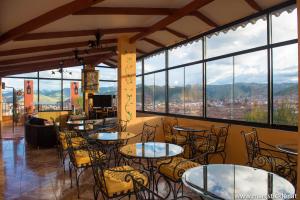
[0,138,201,200]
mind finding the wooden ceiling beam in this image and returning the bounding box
[74,6,218,28]
[0,39,117,57]
[136,48,147,54]
[244,0,262,11]
[15,27,146,41]
[92,52,116,65]
[142,38,166,48]
[0,46,116,66]
[191,11,218,27]
[102,61,117,68]
[164,28,188,39]
[0,53,112,77]
[130,0,214,43]
[74,7,175,15]
[0,0,105,45]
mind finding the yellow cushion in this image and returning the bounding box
[157,157,200,181]
[61,137,85,150]
[104,165,148,197]
[74,150,105,167]
[165,135,186,145]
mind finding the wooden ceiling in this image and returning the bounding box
[0,0,289,77]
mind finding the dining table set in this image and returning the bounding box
[64,118,297,200]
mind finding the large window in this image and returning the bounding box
[168,40,202,67]
[207,58,233,119]
[136,4,298,130]
[273,44,298,126]
[144,52,165,73]
[136,76,142,110]
[39,80,62,111]
[99,81,117,95]
[5,64,117,112]
[206,16,267,58]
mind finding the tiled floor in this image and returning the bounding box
[0,138,201,200]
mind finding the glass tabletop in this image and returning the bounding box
[120,142,184,159]
[182,164,295,200]
[276,144,298,155]
[89,132,137,141]
[74,124,94,131]
[173,125,208,132]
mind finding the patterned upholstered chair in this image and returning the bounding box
[65,132,105,198]
[141,123,157,142]
[161,117,186,145]
[157,134,209,199]
[241,128,297,185]
[88,144,149,200]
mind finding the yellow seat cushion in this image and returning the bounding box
[157,157,200,181]
[61,137,85,150]
[74,150,105,167]
[165,134,186,145]
[104,165,148,197]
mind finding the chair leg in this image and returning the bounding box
[75,169,80,198]
[69,162,73,188]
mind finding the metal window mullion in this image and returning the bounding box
[153,73,155,112]
[37,71,40,112]
[232,56,235,120]
[267,12,273,125]
[166,50,169,114]
[184,67,186,114]
[203,37,206,118]
[142,59,145,111]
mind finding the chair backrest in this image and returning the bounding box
[241,128,260,165]
[210,124,230,152]
[118,120,128,132]
[65,131,86,166]
[87,144,110,196]
[141,123,157,142]
[161,117,178,137]
[128,174,164,200]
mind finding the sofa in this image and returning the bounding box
[25,117,57,148]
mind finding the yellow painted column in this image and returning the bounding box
[117,36,136,122]
[297,0,300,195]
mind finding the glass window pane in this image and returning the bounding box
[206,16,267,58]
[154,72,165,112]
[206,58,233,119]
[39,68,62,79]
[99,81,117,95]
[234,50,268,123]
[63,81,83,110]
[39,80,62,111]
[7,72,37,78]
[272,6,297,44]
[169,39,202,67]
[136,76,142,110]
[136,60,142,75]
[144,52,165,73]
[63,66,82,79]
[144,74,154,111]
[185,64,203,116]
[273,44,298,126]
[99,67,117,81]
[168,68,184,114]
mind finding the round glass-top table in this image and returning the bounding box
[89,131,138,142]
[120,142,184,159]
[182,164,295,200]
